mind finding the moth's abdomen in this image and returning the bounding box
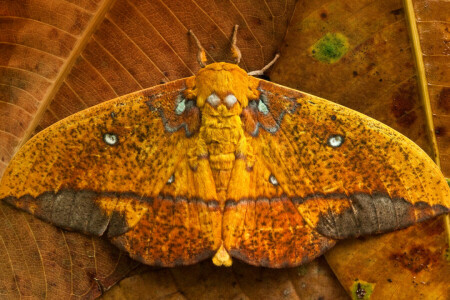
[209,152,235,170]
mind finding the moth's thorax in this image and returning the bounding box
[187,62,258,200]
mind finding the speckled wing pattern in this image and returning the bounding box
[0,72,449,268]
[223,79,449,267]
[0,78,221,267]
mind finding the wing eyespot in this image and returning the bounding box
[327,134,344,148]
[103,133,119,145]
[269,174,279,186]
[258,100,269,115]
[175,96,186,115]
[166,174,175,184]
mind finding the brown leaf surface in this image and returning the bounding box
[326,218,450,299]
[0,202,139,298]
[413,0,450,176]
[102,257,348,300]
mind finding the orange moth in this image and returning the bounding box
[0,26,448,267]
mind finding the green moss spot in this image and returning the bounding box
[311,32,349,63]
[350,280,375,300]
[446,178,450,187]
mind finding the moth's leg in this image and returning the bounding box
[247,53,280,76]
[231,25,242,64]
[188,29,208,67]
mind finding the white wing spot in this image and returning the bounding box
[269,174,279,186]
[258,100,269,115]
[175,97,186,115]
[327,134,344,147]
[103,133,118,145]
[167,174,175,184]
[224,94,237,108]
[207,93,221,107]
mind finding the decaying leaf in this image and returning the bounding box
[327,218,450,298]
[0,201,139,298]
[413,0,450,177]
[102,257,348,300]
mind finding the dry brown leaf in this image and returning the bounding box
[413,0,450,176]
[0,202,139,298]
[103,258,347,300]
[326,218,450,298]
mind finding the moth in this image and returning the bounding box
[0,26,449,268]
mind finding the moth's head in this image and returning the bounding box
[189,62,259,117]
